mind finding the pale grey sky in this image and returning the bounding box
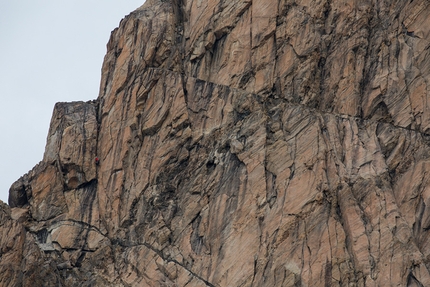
[0,1,145,203]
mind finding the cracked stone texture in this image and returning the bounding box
[2,0,430,286]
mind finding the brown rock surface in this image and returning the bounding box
[2,0,430,286]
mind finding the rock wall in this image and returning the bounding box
[3,0,430,286]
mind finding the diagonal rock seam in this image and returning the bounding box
[113,238,217,287]
[3,0,430,286]
[138,66,430,141]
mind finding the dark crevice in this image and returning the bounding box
[407,271,424,287]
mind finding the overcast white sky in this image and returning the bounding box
[0,1,145,203]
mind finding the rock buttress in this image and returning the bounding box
[3,0,430,286]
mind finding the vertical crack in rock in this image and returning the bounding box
[4,0,430,286]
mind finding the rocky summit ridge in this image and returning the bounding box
[2,0,430,286]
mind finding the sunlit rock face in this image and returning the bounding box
[3,0,430,286]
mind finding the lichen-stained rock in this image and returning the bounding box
[3,0,430,286]
[0,202,22,286]
[0,201,64,287]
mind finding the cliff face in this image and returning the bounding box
[3,0,430,286]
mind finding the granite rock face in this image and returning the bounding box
[3,0,430,286]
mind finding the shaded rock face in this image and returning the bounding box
[2,0,430,286]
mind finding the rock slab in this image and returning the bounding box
[3,0,430,286]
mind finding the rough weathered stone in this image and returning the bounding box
[2,0,430,286]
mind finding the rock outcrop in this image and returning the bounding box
[2,0,430,286]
